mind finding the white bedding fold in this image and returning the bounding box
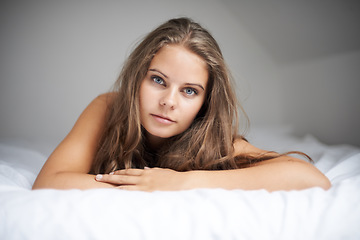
[1,181,360,240]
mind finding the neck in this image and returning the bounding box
[144,132,167,151]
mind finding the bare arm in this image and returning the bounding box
[182,157,331,191]
[32,93,116,190]
[95,140,331,192]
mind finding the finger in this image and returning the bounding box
[114,168,144,176]
[95,174,139,185]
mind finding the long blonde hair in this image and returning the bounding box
[91,18,278,174]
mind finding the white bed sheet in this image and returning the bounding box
[1,128,360,240]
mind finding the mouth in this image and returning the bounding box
[151,114,176,124]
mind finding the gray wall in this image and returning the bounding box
[1,0,359,147]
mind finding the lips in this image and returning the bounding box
[151,114,176,124]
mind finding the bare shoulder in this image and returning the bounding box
[76,92,117,121]
[233,137,331,190]
[35,93,117,176]
[68,92,116,131]
[90,92,117,110]
[96,92,117,103]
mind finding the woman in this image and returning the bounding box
[32,17,330,192]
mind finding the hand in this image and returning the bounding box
[94,167,188,192]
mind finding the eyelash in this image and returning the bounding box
[151,76,165,86]
[151,75,198,96]
[184,88,198,96]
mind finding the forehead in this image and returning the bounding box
[149,45,208,86]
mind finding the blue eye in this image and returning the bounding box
[184,88,198,96]
[152,76,164,85]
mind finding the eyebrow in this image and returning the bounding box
[148,68,205,91]
[149,69,168,79]
[185,83,205,91]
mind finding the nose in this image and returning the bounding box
[159,88,177,109]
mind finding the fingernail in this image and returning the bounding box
[95,174,103,181]
[144,167,150,170]
[109,172,114,175]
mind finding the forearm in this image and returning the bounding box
[182,169,290,191]
[90,158,330,192]
[32,172,115,190]
[182,169,254,191]
[182,160,331,192]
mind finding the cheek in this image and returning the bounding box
[139,83,151,108]
[182,98,205,123]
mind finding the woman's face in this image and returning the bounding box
[139,44,208,147]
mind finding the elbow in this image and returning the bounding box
[32,182,43,190]
[302,171,331,191]
[317,175,331,190]
[32,172,59,190]
[292,160,332,191]
[32,185,41,190]
[32,177,48,190]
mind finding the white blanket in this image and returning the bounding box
[1,130,360,240]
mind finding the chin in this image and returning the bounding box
[144,128,174,140]
[151,132,175,139]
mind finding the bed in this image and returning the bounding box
[1,126,360,240]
